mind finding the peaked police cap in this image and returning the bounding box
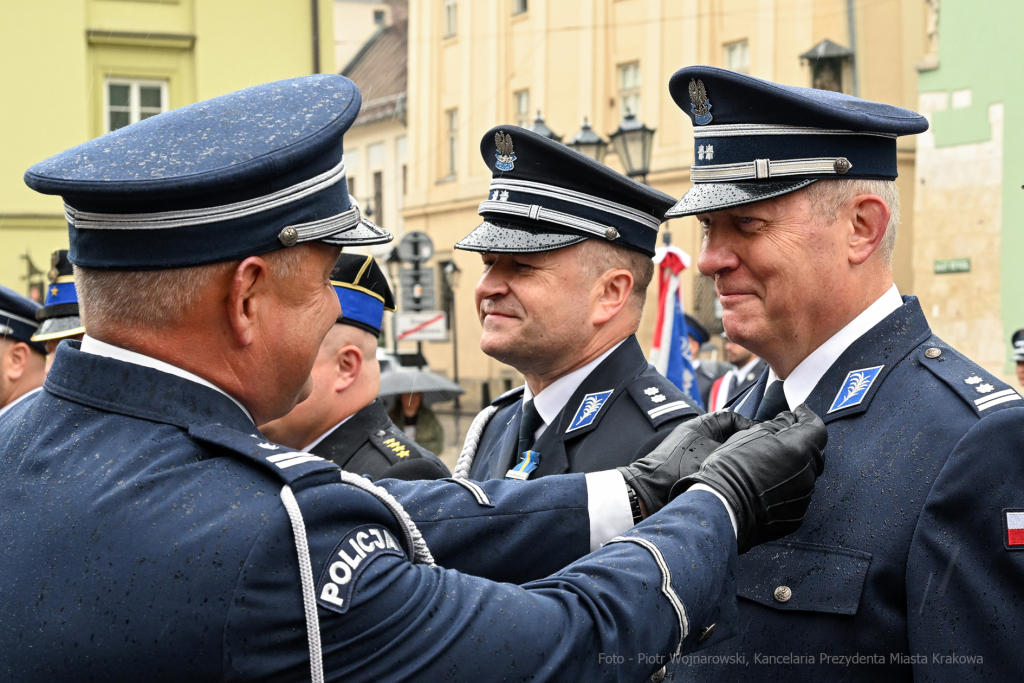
[330,253,395,337]
[24,75,390,271]
[32,249,84,343]
[666,66,929,216]
[455,126,675,257]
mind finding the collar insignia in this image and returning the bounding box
[494,131,516,171]
[688,78,713,125]
[828,365,884,413]
[566,390,613,433]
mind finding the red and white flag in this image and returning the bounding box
[1005,510,1024,549]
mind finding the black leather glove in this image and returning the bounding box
[671,404,827,554]
[617,411,756,515]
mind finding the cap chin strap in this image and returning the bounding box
[478,199,622,241]
[65,158,349,230]
[690,156,852,182]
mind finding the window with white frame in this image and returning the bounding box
[513,0,528,15]
[618,62,641,118]
[446,109,458,177]
[514,89,530,127]
[443,0,457,38]
[106,78,168,132]
[725,40,750,74]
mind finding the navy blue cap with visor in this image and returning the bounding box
[455,126,675,257]
[32,250,85,343]
[331,254,395,337]
[684,313,710,345]
[666,66,929,217]
[1012,329,1024,363]
[24,75,390,271]
[0,286,46,355]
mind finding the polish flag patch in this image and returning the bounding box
[1003,509,1024,550]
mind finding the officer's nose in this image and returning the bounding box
[475,255,511,308]
[697,220,740,278]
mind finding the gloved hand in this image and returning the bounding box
[671,404,827,554]
[617,411,756,516]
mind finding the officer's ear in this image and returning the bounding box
[845,194,890,267]
[590,268,633,326]
[333,344,363,392]
[1,341,33,381]
[225,255,273,348]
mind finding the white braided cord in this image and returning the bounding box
[337,470,435,567]
[453,405,499,480]
[280,485,325,683]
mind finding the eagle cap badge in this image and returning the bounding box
[688,78,713,125]
[494,130,517,171]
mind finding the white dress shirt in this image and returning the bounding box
[766,284,903,409]
[0,386,43,418]
[80,335,255,424]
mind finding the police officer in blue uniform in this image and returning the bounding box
[0,74,829,683]
[260,253,449,480]
[0,285,46,416]
[453,127,702,483]
[662,65,1024,682]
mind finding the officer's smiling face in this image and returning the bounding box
[696,188,850,371]
[474,248,592,375]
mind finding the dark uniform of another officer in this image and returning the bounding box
[663,66,1024,682]
[260,253,449,480]
[32,249,86,372]
[686,313,732,408]
[0,286,46,416]
[453,127,701,483]
[0,74,828,682]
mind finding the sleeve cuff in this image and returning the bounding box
[687,483,738,538]
[584,470,635,552]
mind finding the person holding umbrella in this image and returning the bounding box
[260,253,449,480]
[381,365,465,457]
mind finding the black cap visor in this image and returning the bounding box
[455,220,588,254]
[666,179,817,218]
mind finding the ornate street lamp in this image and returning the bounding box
[440,259,462,414]
[609,111,655,183]
[527,111,562,142]
[566,117,608,163]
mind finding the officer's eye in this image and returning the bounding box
[736,216,764,233]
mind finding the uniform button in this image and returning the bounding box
[698,623,716,643]
[925,347,942,359]
[650,666,666,683]
[774,585,792,603]
[376,430,387,437]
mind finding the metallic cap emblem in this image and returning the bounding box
[833,157,852,174]
[604,227,620,241]
[278,226,299,247]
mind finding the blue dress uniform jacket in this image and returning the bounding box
[669,297,1024,682]
[307,398,449,480]
[468,335,701,480]
[0,343,738,682]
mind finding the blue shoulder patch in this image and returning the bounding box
[916,341,1022,417]
[317,524,406,614]
[566,390,614,433]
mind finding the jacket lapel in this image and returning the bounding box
[491,405,524,480]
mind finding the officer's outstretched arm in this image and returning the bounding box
[226,486,735,683]
[907,407,1024,680]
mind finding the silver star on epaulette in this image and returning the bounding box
[257,442,280,450]
[965,375,983,385]
[644,387,659,395]
[651,394,667,403]
[977,383,995,394]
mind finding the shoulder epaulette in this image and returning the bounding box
[626,370,700,428]
[189,423,340,491]
[915,340,1022,418]
[370,425,422,463]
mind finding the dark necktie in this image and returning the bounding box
[754,380,788,422]
[517,399,544,455]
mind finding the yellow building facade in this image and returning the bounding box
[0,0,334,297]
[403,0,930,399]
